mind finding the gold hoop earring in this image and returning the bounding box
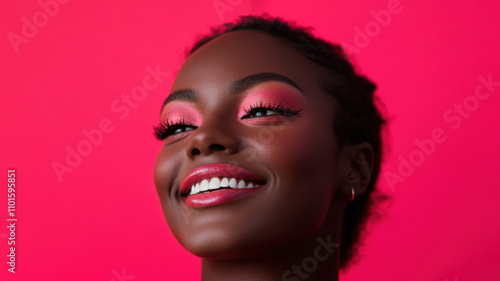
[349,187,355,201]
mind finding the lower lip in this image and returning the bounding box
[183,185,265,208]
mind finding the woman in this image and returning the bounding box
[153,15,386,281]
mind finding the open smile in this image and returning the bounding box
[180,163,267,208]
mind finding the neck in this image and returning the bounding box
[200,209,343,281]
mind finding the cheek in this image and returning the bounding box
[255,119,337,230]
[264,118,336,175]
[275,126,336,195]
[153,147,182,201]
[154,104,202,199]
[153,149,188,239]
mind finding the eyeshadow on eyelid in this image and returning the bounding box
[161,104,202,123]
[240,89,305,108]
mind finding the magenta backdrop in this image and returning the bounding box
[1,0,499,280]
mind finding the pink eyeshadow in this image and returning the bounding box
[238,85,306,117]
[161,103,202,124]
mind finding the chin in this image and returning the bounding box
[180,230,276,260]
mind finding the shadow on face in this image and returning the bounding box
[154,30,350,259]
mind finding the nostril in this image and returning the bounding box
[209,144,226,151]
[192,148,201,156]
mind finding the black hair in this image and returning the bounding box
[186,14,387,269]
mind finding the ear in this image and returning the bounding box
[336,142,374,200]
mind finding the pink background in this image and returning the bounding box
[1,0,499,280]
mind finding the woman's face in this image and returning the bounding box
[154,30,343,258]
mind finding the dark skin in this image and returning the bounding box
[154,30,374,281]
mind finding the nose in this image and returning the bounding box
[185,116,240,160]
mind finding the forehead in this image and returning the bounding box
[171,30,326,98]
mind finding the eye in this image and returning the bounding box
[241,100,302,119]
[246,108,278,118]
[172,126,195,135]
[153,119,197,141]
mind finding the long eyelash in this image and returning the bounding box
[153,102,302,140]
[243,100,303,118]
[153,118,194,141]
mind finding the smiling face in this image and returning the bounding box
[154,30,344,259]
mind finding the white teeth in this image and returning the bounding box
[209,177,221,190]
[220,177,229,187]
[237,180,246,189]
[229,178,237,188]
[199,179,209,192]
[188,177,262,195]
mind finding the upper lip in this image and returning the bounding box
[180,163,266,196]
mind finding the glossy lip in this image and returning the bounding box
[179,163,266,197]
[182,184,266,208]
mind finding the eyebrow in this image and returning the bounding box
[161,72,304,110]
